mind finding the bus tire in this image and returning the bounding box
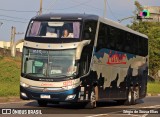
[131,86,139,105]
[135,86,140,100]
[116,100,126,105]
[52,102,59,104]
[37,100,48,107]
[85,87,97,109]
[124,87,133,105]
[131,88,136,105]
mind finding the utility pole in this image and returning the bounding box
[10,26,16,50]
[103,0,107,18]
[39,0,43,15]
[10,26,24,57]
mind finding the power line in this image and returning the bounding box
[43,0,104,17]
[70,0,103,11]
[0,19,28,23]
[43,0,59,13]
[44,0,93,11]
[106,0,119,21]
[0,8,37,13]
[0,14,29,20]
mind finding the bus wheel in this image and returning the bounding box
[134,86,140,100]
[85,87,97,109]
[124,87,133,105]
[52,102,59,104]
[116,100,126,105]
[37,100,48,107]
[131,88,136,105]
[131,86,139,105]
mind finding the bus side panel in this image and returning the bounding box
[91,49,148,100]
[138,65,148,98]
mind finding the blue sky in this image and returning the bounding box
[0,0,159,41]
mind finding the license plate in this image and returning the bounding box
[40,94,51,99]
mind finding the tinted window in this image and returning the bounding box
[82,20,97,43]
[138,37,148,56]
[96,23,148,56]
[96,23,107,51]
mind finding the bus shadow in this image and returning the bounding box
[24,99,144,109]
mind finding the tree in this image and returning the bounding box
[134,1,143,12]
[132,1,143,23]
[128,1,160,78]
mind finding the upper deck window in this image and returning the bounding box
[26,21,81,38]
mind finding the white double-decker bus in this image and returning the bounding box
[20,13,148,108]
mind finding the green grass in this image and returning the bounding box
[147,81,160,95]
[0,56,160,97]
[0,57,21,97]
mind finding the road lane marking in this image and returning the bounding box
[0,100,34,105]
[142,114,148,117]
[142,105,160,108]
[86,114,108,117]
[86,105,160,117]
[141,105,160,117]
[86,114,142,117]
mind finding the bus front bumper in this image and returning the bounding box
[20,86,83,102]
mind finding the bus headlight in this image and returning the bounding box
[62,83,80,90]
[66,94,76,100]
[20,82,30,88]
[21,92,28,98]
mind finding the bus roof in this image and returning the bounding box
[31,13,99,21]
[31,13,148,39]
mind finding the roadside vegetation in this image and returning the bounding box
[0,56,160,97]
[129,22,160,78]
[0,56,21,97]
[128,1,160,79]
[128,1,160,96]
[147,81,160,96]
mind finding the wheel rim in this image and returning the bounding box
[128,90,131,103]
[134,91,137,100]
[134,87,139,100]
[90,91,96,107]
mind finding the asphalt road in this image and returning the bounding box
[0,96,160,117]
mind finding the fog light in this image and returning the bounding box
[20,82,29,88]
[65,94,76,100]
[21,92,28,98]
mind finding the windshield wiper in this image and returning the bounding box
[23,73,45,77]
[52,75,68,78]
[52,74,74,79]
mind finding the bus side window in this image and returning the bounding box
[143,38,148,56]
[96,23,106,51]
[107,26,116,50]
[117,30,125,51]
[78,47,90,76]
[124,33,131,52]
[82,20,97,42]
[138,37,148,56]
[132,35,138,54]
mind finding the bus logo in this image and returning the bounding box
[107,51,127,64]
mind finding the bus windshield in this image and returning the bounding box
[26,20,81,38]
[22,47,77,78]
